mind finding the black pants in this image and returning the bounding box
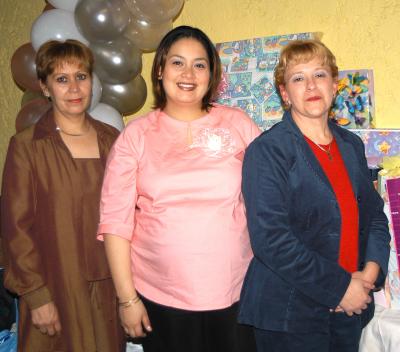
[138,295,256,352]
[254,312,363,352]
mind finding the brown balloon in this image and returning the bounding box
[101,74,147,115]
[43,3,55,12]
[15,99,51,132]
[21,90,47,108]
[10,43,41,92]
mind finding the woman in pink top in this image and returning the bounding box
[98,26,260,352]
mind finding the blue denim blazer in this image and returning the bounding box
[238,111,390,333]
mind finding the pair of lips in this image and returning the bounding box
[68,98,84,103]
[177,82,197,91]
[306,96,322,102]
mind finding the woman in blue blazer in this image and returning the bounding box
[239,40,390,352]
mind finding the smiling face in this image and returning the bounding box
[161,38,210,116]
[40,61,92,120]
[279,57,338,122]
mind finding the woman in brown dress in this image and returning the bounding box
[1,40,124,351]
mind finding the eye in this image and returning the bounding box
[291,75,304,83]
[55,76,68,83]
[172,60,184,67]
[77,73,88,81]
[194,62,207,69]
[315,71,327,78]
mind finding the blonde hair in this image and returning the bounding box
[274,39,338,109]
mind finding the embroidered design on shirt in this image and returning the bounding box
[189,128,236,158]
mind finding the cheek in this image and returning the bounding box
[278,85,289,100]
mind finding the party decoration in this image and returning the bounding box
[101,75,147,115]
[330,69,374,129]
[89,73,102,111]
[15,99,51,132]
[123,0,184,24]
[31,9,88,50]
[90,102,125,131]
[216,32,316,130]
[21,91,47,108]
[124,17,172,52]
[12,0,187,129]
[91,37,142,84]
[48,0,79,12]
[75,0,131,42]
[349,129,400,168]
[10,43,41,92]
[377,162,400,309]
[42,3,55,12]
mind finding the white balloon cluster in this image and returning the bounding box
[12,0,184,132]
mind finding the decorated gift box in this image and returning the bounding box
[330,69,375,129]
[349,129,400,168]
[376,157,400,309]
[215,32,316,130]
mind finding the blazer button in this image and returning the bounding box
[357,196,361,202]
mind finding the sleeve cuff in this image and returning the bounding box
[97,223,133,241]
[21,285,52,310]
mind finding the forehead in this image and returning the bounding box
[50,58,88,74]
[285,56,329,74]
[167,38,208,58]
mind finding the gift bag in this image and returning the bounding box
[0,300,17,352]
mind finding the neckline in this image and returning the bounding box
[304,135,335,161]
[159,109,211,125]
[56,122,91,137]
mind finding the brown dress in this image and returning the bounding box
[1,110,124,351]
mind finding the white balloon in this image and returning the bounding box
[48,0,79,12]
[31,9,89,50]
[90,103,125,131]
[89,73,102,111]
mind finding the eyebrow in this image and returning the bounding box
[168,54,209,61]
[289,67,329,75]
[52,70,88,75]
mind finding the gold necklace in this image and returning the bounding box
[56,123,91,137]
[310,139,333,160]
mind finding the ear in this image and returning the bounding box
[157,67,163,80]
[39,80,50,97]
[332,78,338,98]
[279,84,288,103]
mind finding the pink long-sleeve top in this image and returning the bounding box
[97,104,261,310]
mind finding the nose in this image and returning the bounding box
[182,65,195,78]
[306,76,316,90]
[68,78,80,92]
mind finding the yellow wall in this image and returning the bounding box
[1,0,399,180]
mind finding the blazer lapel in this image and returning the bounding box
[331,126,359,197]
[284,111,335,195]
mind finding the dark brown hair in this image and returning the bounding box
[35,39,94,83]
[151,25,221,111]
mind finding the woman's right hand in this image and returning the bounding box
[339,277,374,316]
[119,299,152,338]
[31,301,62,336]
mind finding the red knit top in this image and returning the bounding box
[304,136,359,273]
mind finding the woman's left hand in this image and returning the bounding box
[119,299,152,338]
[31,301,62,336]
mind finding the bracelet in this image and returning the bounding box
[118,296,141,308]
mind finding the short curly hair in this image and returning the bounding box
[274,39,338,109]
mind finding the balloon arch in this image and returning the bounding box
[11,0,184,132]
